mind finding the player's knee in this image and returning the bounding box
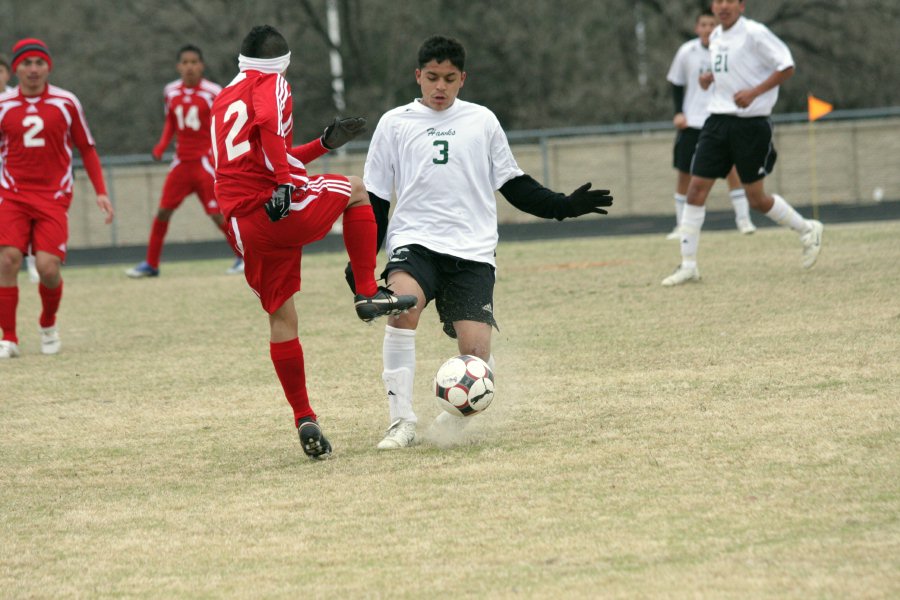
[0,248,23,275]
[346,176,369,207]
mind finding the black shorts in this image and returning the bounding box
[691,114,778,184]
[382,244,498,339]
[673,127,701,173]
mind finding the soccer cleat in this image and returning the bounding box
[26,255,40,283]
[297,417,332,460]
[376,419,417,449]
[0,340,20,359]
[125,261,159,278]
[800,220,824,269]
[661,264,701,287]
[736,218,757,235]
[354,286,416,322]
[226,257,245,275]
[665,227,682,240]
[39,326,61,355]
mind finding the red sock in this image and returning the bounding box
[270,338,315,425]
[0,286,18,343]
[39,281,63,328]
[146,218,169,268]
[342,205,378,296]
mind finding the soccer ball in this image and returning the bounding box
[434,355,495,417]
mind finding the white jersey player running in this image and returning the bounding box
[665,10,754,239]
[662,0,823,287]
[362,35,614,449]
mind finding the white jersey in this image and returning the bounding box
[666,38,714,129]
[364,98,524,267]
[707,16,794,117]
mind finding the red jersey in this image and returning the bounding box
[154,78,221,161]
[211,70,327,218]
[0,84,102,198]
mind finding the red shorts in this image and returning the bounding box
[159,156,219,215]
[228,174,352,314]
[0,190,72,260]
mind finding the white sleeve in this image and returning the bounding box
[488,117,524,190]
[755,25,795,72]
[363,115,396,201]
[666,44,688,86]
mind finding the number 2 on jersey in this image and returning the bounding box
[22,116,45,148]
[432,140,449,164]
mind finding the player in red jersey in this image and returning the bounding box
[126,45,243,278]
[211,25,415,459]
[0,38,113,358]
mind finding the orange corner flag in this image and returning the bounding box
[808,94,833,122]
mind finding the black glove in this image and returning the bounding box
[321,116,367,150]
[564,183,613,218]
[344,262,356,294]
[264,184,295,222]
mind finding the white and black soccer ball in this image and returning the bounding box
[434,355,495,417]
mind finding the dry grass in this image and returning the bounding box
[2,222,899,598]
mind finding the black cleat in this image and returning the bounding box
[297,418,332,460]
[354,286,416,322]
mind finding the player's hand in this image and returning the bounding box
[151,148,163,161]
[321,116,367,150]
[733,88,757,109]
[673,113,687,129]
[564,183,613,218]
[264,184,295,222]
[699,72,714,90]
[344,261,356,293]
[96,194,114,224]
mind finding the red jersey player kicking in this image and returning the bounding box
[127,45,245,277]
[211,25,415,459]
[0,38,114,358]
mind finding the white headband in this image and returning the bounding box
[238,52,291,74]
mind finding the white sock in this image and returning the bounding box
[765,194,810,234]
[383,325,417,424]
[674,193,687,227]
[729,188,751,222]
[679,203,705,265]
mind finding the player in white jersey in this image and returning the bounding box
[662,0,823,287]
[362,36,613,449]
[666,10,754,239]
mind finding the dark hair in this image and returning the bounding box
[178,44,203,62]
[241,25,289,58]
[417,35,465,71]
[697,10,715,21]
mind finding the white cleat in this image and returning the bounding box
[26,255,40,283]
[736,218,757,235]
[665,227,682,240]
[800,220,824,269]
[226,257,245,274]
[376,419,417,449]
[40,326,61,355]
[0,340,21,358]
[661,264,701,287]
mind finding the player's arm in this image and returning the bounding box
[152,104,175,161]
[78,145,114,224]
[499,174,613,221]
[671,84,686,129]
[733,66,794,109]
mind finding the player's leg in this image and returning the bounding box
[31,200,69,355]
[669,128,698,240]
[0,246,23,358]
[337,176,415,321]
[268,298,331,460]
[127,163,191,277]
[726,167,755,234]
[377,266,429,450]
[734,118,823,269]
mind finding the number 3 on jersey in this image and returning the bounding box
[211,100,251,166]
[432,140,449,165]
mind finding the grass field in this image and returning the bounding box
[2,222,899,598]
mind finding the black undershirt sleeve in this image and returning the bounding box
[672,84,685,115]
[498,174,569,221]
[369,192,391,251]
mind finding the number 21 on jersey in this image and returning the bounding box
[713,52,729,73]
